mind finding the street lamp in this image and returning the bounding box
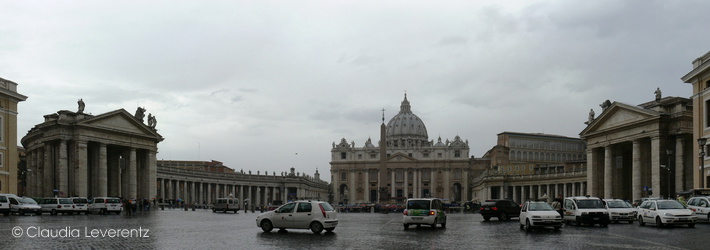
[698,138,707,189]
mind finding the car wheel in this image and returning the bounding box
[525,219,532,232]
[51,209,57,216]
[638,216,645,226]
[100,209,106,215]
[554,226,561,231]
[115,211,121,215]
[483,216,490,221]
[520,223,524,230]
[223,209,227,213]
[441,217,446,228]
[575,216,582,226]
[403,224,409,230]
[260,220,273,232]
[310,222,324,234]
[499,212,508,221]
[688,223,695,228]
[431,218,437,228]
[35,212,42,216]
[212,209,216,213]
[655,217,663,227]
[19,210,25,216]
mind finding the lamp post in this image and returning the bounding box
[698,138,707,189]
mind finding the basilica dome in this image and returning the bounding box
[386,94,429,145]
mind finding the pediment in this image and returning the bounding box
[386,152,417,162]
[78,109,161,138]
[581,102,659,136]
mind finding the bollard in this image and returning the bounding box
[184,206,188,211]
[192,205,195,211]
[161,205,164,210]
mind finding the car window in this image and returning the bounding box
[529,203,554,211]
[701,200,709,207]
[607,201,632,208]
[297,203,312,212]
[657,200,685,209]
[107,198,121,203]
[94,198,104,203]
[20,198,38,204]
[59,199,73,204]
[564,199,574,209]
[576,199,604,209]
[44,199,56,204]
[277,203,296,213]
[407,200,431,210]
[0,196,7,202]
[73,198,88,204]
[9,198,19,205]
[320,203,335,211]
[521,203,528,211]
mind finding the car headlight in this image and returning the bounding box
[555,216,561,219]
[581,212,588,215]
[532,216,541,218]
[603,212,608,215]
[664,213,674,217]
[611,212,619,215]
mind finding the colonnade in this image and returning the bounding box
[24,139,157,200]
[487,182,586,204]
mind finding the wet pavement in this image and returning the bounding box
[1,209,708,249]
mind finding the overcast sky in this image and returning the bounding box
[2,0,708,180]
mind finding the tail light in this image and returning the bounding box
[429,210,435,216]
[404,210,408,216]
[318,203,327,218]
[492,207,498,211]
[72,205,75,208]
[57,205,62,208]
[479,207,484,211]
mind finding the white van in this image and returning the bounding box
[563,196,610,226]
[1,193,16,216]
[402,198,447,229]
[213,197,240,213]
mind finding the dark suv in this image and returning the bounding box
[479,199,521,221]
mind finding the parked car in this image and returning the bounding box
[604,199,636,223]
[402,198,447,229]
[637,199,696,228]
[687,196,710,222]
[40,197,76,215]
[71,197,90,215]
[563,196,609,226]
[519,201,563,231]
[256,200,338,234]
[9,196,42,215]
[479,199,520,221]
[213,197,240,213]
[0,193,15,216]
[88,197,123,214]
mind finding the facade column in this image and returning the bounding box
[128,148,137,199]
[57,140,68,197]
[147,150,157,201]
[207,183,212,204]
[443,168,451,200]
[632,140,642,201]
[390,169,395,200]
[604,145,613,199]
[98,143,108,197]
[160,179,165,200]
[586,148,596,196]
[74,142,88,197]
[351,170,357,203]
[651,137,661,197]
[238,185,244,208]
[675,137,685,193]
[512,186,519,204]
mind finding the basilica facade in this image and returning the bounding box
[330,95,474,204]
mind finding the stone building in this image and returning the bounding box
[580,92,693,201]
[0,77,27,194]
[330,94,473,204]
[471,132,588,203]
[682,50,710,189]
[21,103,163,199]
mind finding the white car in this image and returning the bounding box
[687,196,710,222]
[89,197,123,214]
[402,198,447,229]
[563,196,610,226]
[604,199,636,223]
[519,201,563,231]
[637,199,696,228]
[40,197,76,215]
[71,197,90,215]
[9,197,42,216]
[0,193,13,216]
[256,200,338,234]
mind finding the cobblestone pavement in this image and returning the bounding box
[1,209,708,249]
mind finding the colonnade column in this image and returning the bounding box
[651,137,661,197]
[513,186,519,204]
[632,140,642,201]
[128,148,137,199]
[98,143,108,197]
[57,140,68,196]
[604,146,613,199]
[75,141,88,197]
[147,150,157,201]
[586,148,596,196]
[675,137,685,193]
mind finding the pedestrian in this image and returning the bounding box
[677,195,687,207]
[552,195,563,217]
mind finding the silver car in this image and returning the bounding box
[256,200,338,234]
[10,197,42,216]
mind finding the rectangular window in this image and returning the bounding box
[358,154,362,159]
[423,153,429,158]
[340,152,347,159]
[408,153,413,157]
[455,150,461,157]
[370,154,376,159]
[437,153,442,158]
[0,153,3,169]
[706,99,710,128]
